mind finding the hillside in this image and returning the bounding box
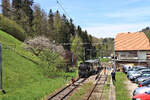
[141,27,150,40]
[0,30,77,100]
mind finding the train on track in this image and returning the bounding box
[78,59,102,78]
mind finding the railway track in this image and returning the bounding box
[48,77,87,100]
[86,70,108,100]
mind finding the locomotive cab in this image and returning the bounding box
[78,62,90,78]
[78,59,102,78]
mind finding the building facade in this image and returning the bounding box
[115,32,150,68]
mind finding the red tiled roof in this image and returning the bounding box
[115,32,150,51]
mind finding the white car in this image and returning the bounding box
[133,85,150,96]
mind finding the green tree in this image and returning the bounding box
[76,25,82,36]
[19,9,30,34]
[12,0,33,35]
[53,10,62,43]
[40,9,48,37]
[142,27,150,40]
[61,14,70,50]
[48,9,54,39]
[71,34,83,61]
[2,0,10,17]
[32,5,48,36]
[22,0,33,30]
[12,0,22,21]
[69,19,75,36]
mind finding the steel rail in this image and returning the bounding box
[86,70,108,100]
[48,78,86,100]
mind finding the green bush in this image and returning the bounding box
[39,49,67,76]
[0,15,26,41]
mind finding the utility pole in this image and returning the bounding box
[84,47,86,61]
[86,49,93,60]
[90,49,92,59]
[113,41,116,71]
[53,40,56,64]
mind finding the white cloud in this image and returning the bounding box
[105,6,150,18]
[125,0,142,4]
[84,23,150,38]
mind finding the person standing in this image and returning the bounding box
[111,70,116,84]
[71,77,75,86]
[104,67,106,75]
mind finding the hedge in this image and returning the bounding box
[0,15,26,41]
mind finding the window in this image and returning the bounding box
[128,51,137,57]
[121,54,126,57]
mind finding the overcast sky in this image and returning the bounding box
[1,0,150,38]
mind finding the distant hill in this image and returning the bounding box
[92,36,114,57]
[141,27,150,40]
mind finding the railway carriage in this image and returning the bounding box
[78,59,102,78]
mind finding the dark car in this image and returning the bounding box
[138,79,150,87]
[127,66,147,78]
[135,74,150,83]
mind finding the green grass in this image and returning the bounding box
[0,30,78,100]
[100,58,110,62]
[115,72,131,100]
[69,82,92,100]
[103,75,111,100]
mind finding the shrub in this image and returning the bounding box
[0,15,26,41]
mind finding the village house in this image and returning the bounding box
[115,32,150,68]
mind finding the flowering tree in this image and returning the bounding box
[24,36,64,56]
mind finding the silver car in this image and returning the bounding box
[123,64,133,73]
[127,67,147,77]
[129,71,142,80]
[135,74,150,83]
[129,69,150,80]
[133,85,150,96]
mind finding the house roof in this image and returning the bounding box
[115,32,150,51]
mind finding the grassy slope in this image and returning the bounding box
[0,30,77,100]
[115,72,131,100]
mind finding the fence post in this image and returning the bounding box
[0,44,2,90]
[0,44,6,94]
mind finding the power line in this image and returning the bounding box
[57,42,104,45]
[56,0,72,19]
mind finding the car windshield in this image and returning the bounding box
[142,74,150,77]
[142,79,150,85]
[145,91,150,94]
[136,71,142,74]
[142,71,150,74]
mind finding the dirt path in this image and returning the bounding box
[124,79,137,97]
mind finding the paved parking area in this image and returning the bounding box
[124,78,137,97]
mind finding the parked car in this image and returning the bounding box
[122,64,133,73]
[135,74,150,84]
[129,70,150,81]
[133,85,150,96]
[133,91,150,100]
[127,66,147,77]
[138,79,150,87]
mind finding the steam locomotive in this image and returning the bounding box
[78,59,102,78]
